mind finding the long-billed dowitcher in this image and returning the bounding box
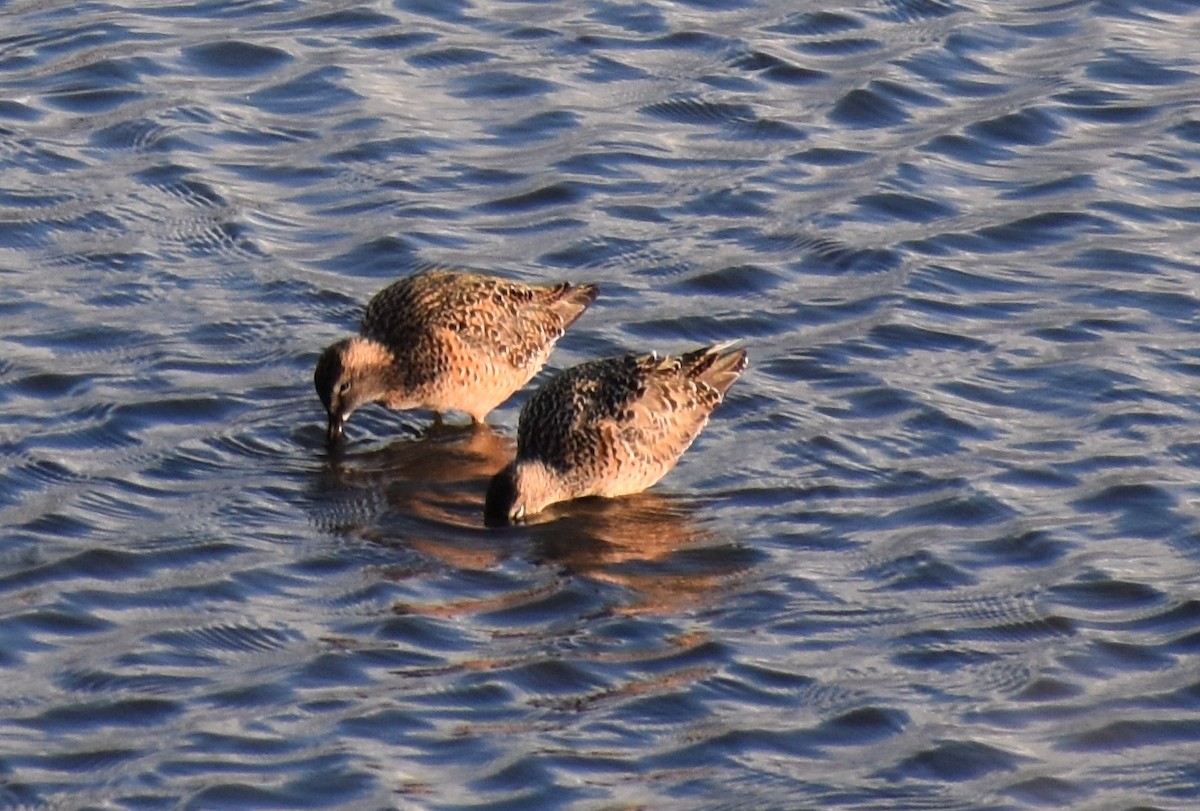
[314,269,598,441]
[484,341,747,525]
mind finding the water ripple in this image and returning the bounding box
[2,0,1200,807]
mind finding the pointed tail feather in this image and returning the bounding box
[554,282,599,329]
[683,341,747,399]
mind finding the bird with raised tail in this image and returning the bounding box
[314,269,598,441]
[485,341,747,525]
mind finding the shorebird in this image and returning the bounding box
[314,269,598,441]
[485,341,747,525]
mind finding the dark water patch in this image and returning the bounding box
[1085,638,1175,674]
[731,50,826,85]
[1002,173,1095,201]
[767,11,863,36]
[904,291,1034,324]
[0,189,74,209]
[161,729,308,766]
[450,70,556,99]
[870,0,962,23]
[993,465,1080,492]
[653,726,824,770]
[469,759,560,801]
[407,46,493,69]
[1004,774,1092,806]
[863,549,975,591]
[639,96,757,127]
[392,0,475,23]
[789,239,903,276]
[469,579,606,630]
[902,407,993,451]
[1058,103,1160,126]
[795,37,883,57]
[184,40,292,77]
[146,624,301,657]
[583,1,666,34]
[13,746,142,775]
[815,706,909,746]
[7,370,98,400]
[1014,676,1084,703]
[506,657,609,699]
[647,31,732,53]
[248,68,359,116]
[322,131,437,160]
[134,163,228,207]
[837,385,916,419]
[488,110,580,144]
[1072,482,1175,515]
[888,739,1025,782]
[578,54,652,83]
[855,191,956,223]
[182,761,378,810]
[730,117,806,140]
[314,235,422,280]
[830,86,910,129]
[622,311,782,344]
[539,235,653,269]
[1062,719,1200,752]
[968,106,1060,147]
[0,542,245,601]
[921,210,1118,254]
[20,698,181,733]
[355,30,438,51]
[39,56,155,114]
[57,668,209,696]
[1051,578,1164,614]
[203,680,295,710]
[680,187,771,219]
[73,575,252,614]
[900,48,1006,98]
[479,182,587,213]
[766,350,883,389]
[669,264,786,296]
[286,7,396,30]
[789,146,871,166]
[711,662,817,708]
[2,605,115,652]
[113,397,246,434]
[887,488,1016,530]
[556,147,759,178]
[1170,118,1200,143]
[0,100,40,121]
[919,132,1019,167]
[1074,285,1199,323]
[1087,49,1194,86]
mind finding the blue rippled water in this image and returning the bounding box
[3,0,1200,807]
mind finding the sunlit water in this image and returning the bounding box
[2,0,1200,807]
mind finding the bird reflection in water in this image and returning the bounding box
[525,492,754,616]
[320,422,513,566]
[320,426,751,616]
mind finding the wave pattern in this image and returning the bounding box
[1,0,1200,807]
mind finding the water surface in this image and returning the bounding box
[2,0,1200,808]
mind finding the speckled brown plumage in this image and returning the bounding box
[315,269,598,441]
[485,341,747,525]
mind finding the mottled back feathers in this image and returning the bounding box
[314,269,597,439]
[361,270,595,387]
[485,342,747,524]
